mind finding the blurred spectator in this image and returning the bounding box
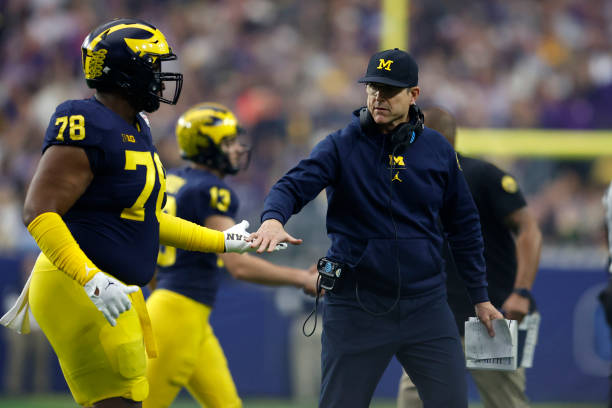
[0,0,610,267]
[0,182,36,252]
[2,253,51,395]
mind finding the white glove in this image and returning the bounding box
[83,272,140,326]
[223,220,287,253]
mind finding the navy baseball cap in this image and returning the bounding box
[358,48,418,88]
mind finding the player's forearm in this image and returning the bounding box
[514,220,542,289]
[222,253,307,287]
[158,212,225,253]
[27,212,99,285]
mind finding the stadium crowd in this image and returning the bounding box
[0,0,610,265]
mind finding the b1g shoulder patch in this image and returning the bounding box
[501,175,518,193]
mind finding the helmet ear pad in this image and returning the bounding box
[120,58,162,113]
[98,53,160,112]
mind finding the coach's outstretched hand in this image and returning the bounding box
[224,220,287,253]
[474,301,504,337]
[247,219,303,253]
[84,272,139,326]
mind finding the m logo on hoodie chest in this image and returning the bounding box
[388,155,405,168]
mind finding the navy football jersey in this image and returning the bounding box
[156,166,239,306]
[446,155,527,334]
[42,97,166,286]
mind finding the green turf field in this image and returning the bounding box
[0,395,603,408]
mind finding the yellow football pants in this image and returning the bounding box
[29,254,148,406]
[144,289,242,408]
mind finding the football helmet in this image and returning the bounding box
[81,18,183,112]
[176,103,250,175]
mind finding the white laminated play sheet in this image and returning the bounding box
[465,317,518,371]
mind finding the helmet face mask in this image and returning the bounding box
[176,103,250,175]
[82,18,183,112]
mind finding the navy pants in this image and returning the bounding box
[319,288,467,408]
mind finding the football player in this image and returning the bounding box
[143,103,318,408]
[7,19,272,408]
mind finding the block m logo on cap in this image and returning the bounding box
[377,59,394,71]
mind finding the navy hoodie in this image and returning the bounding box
[262,110,488,304]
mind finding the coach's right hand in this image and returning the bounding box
[83,272,139,326]
[247,219,303,253]
[224,219,287,253]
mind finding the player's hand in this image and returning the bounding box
[247,219,303,253]
[474,301,503,337]
[83,272,139,326]
[302,264,319,297]
[501,293,529,323]
[224,220,287,253]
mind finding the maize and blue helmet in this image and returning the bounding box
[176,103,249,175]
[81,18,183,112]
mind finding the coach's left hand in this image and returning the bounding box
[474,301,504,337]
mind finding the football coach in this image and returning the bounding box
[248,48,502,408]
